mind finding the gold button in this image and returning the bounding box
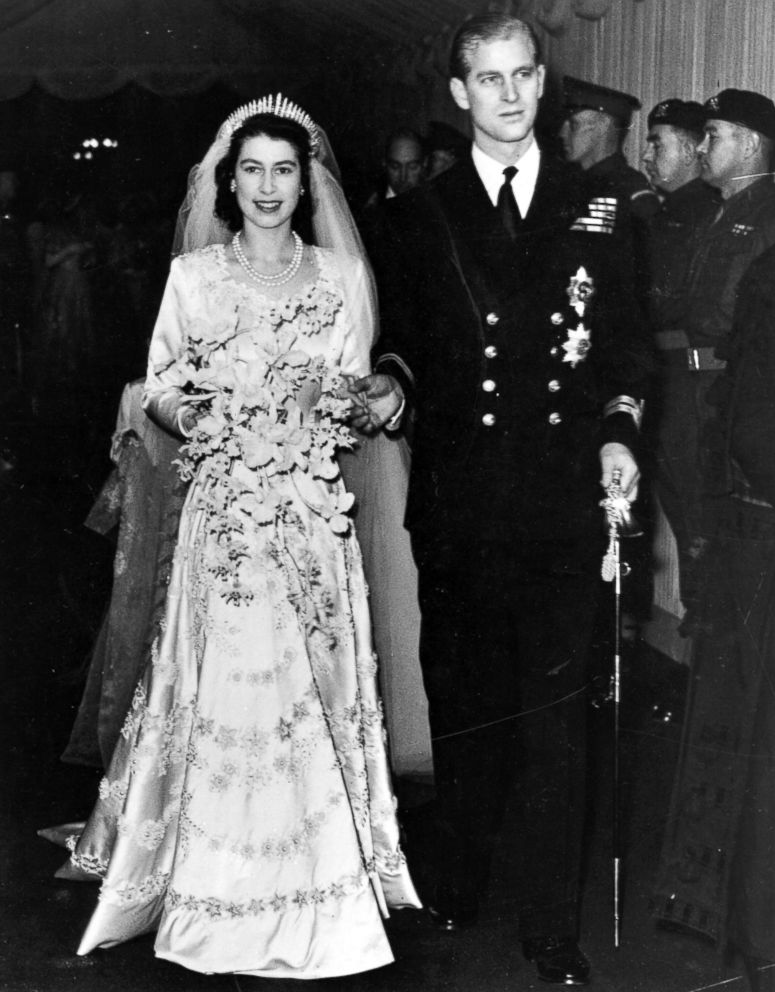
[551,312,564,325]
[486,312,499,326]
[484,345,498,358]
[482,413,496,427]
[548,412,562,425]
[548,379,561,392]
[482,379,496,392]
[550,346,559,357]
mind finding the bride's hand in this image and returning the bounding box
[178,405,200,437]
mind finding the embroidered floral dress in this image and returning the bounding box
[68,243,420,978]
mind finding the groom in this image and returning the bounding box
[351,13,652,986]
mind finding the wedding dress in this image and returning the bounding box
[65,243,420,978]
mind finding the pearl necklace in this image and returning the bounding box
[232,230,304,286]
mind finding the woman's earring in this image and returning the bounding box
[300,186,306,196]
[229,178,236,193]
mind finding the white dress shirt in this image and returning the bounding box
[471,138,541,219]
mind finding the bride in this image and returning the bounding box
[64,94,420,979]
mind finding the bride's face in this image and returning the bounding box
[234,134,302,232]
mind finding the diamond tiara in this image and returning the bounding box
[220,93,321,153]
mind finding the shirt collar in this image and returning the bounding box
[471,138,541,217]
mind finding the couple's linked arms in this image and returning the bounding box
[347,372,405,436]
[346,372,640,500]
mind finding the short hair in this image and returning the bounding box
[214,114,313,235]
[449,13,542,81]
[384,127,425,158]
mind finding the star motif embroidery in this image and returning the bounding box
[566,266,596,316]
[277,717,294,741]
[292,701,310,721]
[562,324,592,367]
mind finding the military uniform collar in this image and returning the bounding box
[721,174,775,208]
[664,176,718,205]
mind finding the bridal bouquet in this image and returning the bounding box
[168,317,356,602]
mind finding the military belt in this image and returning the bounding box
[654,330,727,372]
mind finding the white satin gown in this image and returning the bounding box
[66,244,420,978]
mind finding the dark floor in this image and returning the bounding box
[0,412,750,992]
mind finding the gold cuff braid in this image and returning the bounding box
[603,395,643,429]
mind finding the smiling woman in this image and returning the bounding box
[57,95,420,980]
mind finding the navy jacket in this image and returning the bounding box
[373,151,653,544]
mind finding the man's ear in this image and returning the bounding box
[450,76,470,112]
[744,128,762,162]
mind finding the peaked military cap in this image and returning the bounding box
[563,76,641,126]
[647,99,707,139]
[704,88,775,141]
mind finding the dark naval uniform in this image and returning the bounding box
[656,175,775,606]
[373,149,652,940]
[654,245,775,973]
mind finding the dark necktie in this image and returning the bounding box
[497,165,521,239]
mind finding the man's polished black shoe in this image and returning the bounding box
[522,936,590,985]
[426,885,479,931]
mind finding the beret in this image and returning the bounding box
[704,88,775,141]
[647,99,707,139]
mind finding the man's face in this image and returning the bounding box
[642,124,687,193]
[697,119,746,190]
[559,109,604,167]
[384,138,425,195]
[449,35,545,159]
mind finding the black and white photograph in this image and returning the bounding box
[1,2,774,990]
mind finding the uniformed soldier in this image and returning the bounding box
[560,76,660,223]
[657,88,775,620]
[642,99,718,330]
[642,99,718,618]
[350,13,652,987]
[654,243,775,992]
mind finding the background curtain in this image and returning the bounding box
[382,0,775,169]
[541,0,775,166]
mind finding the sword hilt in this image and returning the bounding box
[601,467,643,538]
